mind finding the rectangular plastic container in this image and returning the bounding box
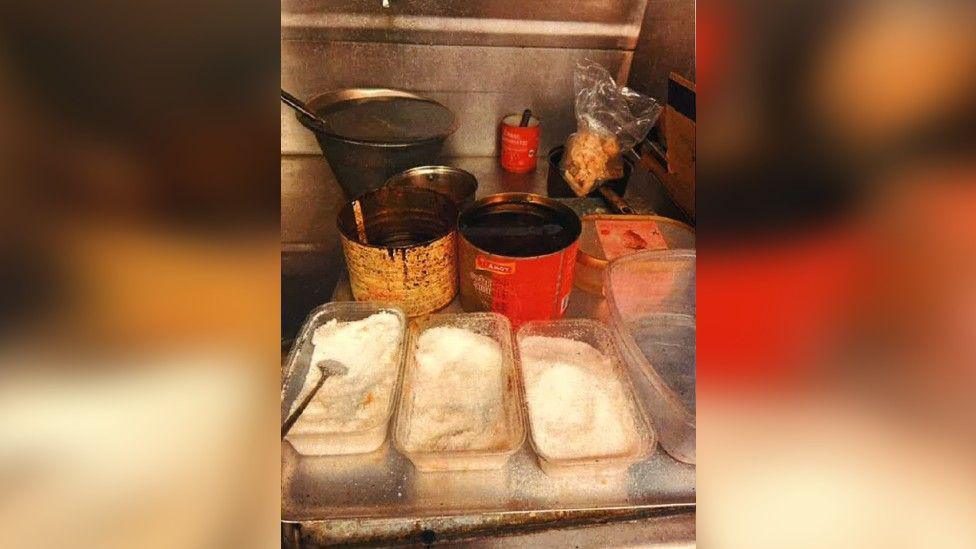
[281,301,407,456]
[516,319,655,477]
[605,249,696,464]
[394,312,525,472]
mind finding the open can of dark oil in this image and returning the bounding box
[337,186,458,316]
[457,193,582,326]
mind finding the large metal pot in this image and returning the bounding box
[295,88,456,199]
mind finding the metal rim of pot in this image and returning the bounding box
[298,88,458,148]
[384,165,478,203]
[336,186,459,250]
[458,192,583,260]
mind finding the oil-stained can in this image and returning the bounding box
[337,186,458,316]
[457,193,582,326]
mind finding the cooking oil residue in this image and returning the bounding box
[460,206,577,257]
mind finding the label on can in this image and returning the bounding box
[500,115,540,174]
[475,256,516,275]
[470,243,578,326]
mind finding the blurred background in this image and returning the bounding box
[697,0,976,546]
[0,1,279,547]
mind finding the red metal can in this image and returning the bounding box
[458,193,582,326]
[499,113,540,173]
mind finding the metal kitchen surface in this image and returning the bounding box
[282,286,695,523]
[283,232,695,525]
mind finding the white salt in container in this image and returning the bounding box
[394,312,525,472]
[281,301,407,455]
[516,319,655,477]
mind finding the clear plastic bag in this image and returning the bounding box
[561,60,662,196]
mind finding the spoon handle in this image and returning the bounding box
[280,89,321,123]
[281,371,329,439]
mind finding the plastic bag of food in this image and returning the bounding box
[561,60,662,196]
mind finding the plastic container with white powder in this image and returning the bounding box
[516,319,655,476]
[394,313,525,471]
[282,302,407,456]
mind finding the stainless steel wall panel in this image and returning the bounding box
[281,40,632,156]
[281,0,648,49]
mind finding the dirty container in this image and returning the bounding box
[394,312,525,472]
[281,301,407,455]
[605,249,695,464]
[337,186,458,317]
[516,319,655,476]
[575,214,695,295]
[295,88,457,199]
[457,193,581,327]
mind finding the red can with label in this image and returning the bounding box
[458,193,582,326]
[499,113,541,173]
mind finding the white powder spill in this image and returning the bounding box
[290,311,402,434]
[404,326,506,451]
[520,335,638,460]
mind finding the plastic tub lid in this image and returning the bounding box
[578,214,695,264]
[605,250,695,415]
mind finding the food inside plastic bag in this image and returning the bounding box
[561,60,662,196]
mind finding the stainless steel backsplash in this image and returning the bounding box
[280,0,694,247]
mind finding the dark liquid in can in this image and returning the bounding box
[459,202,579,257]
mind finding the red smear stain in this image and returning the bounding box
[622,230,648,250]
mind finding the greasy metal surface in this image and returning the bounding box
[337,187,458,317]
[281,0,649,50]
[287,506,694,546]
[281,41,632,157]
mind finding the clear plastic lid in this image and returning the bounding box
[605,250,695,463]
[605,250,695,414]
[578,214,695,263]
[575,214,695,295]
[394,313,525,471]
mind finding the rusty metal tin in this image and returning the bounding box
[337,186,458,316]
[457,193,582,326]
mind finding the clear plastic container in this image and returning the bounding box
[394,313,525,472]
[281,301,407,456]
[516,319,655,477]
[605,249,696,464]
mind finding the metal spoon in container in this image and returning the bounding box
[280,360,348,439]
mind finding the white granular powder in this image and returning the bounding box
[520,335,638,460]
[404,326,506,451]
[290,311,402,434]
